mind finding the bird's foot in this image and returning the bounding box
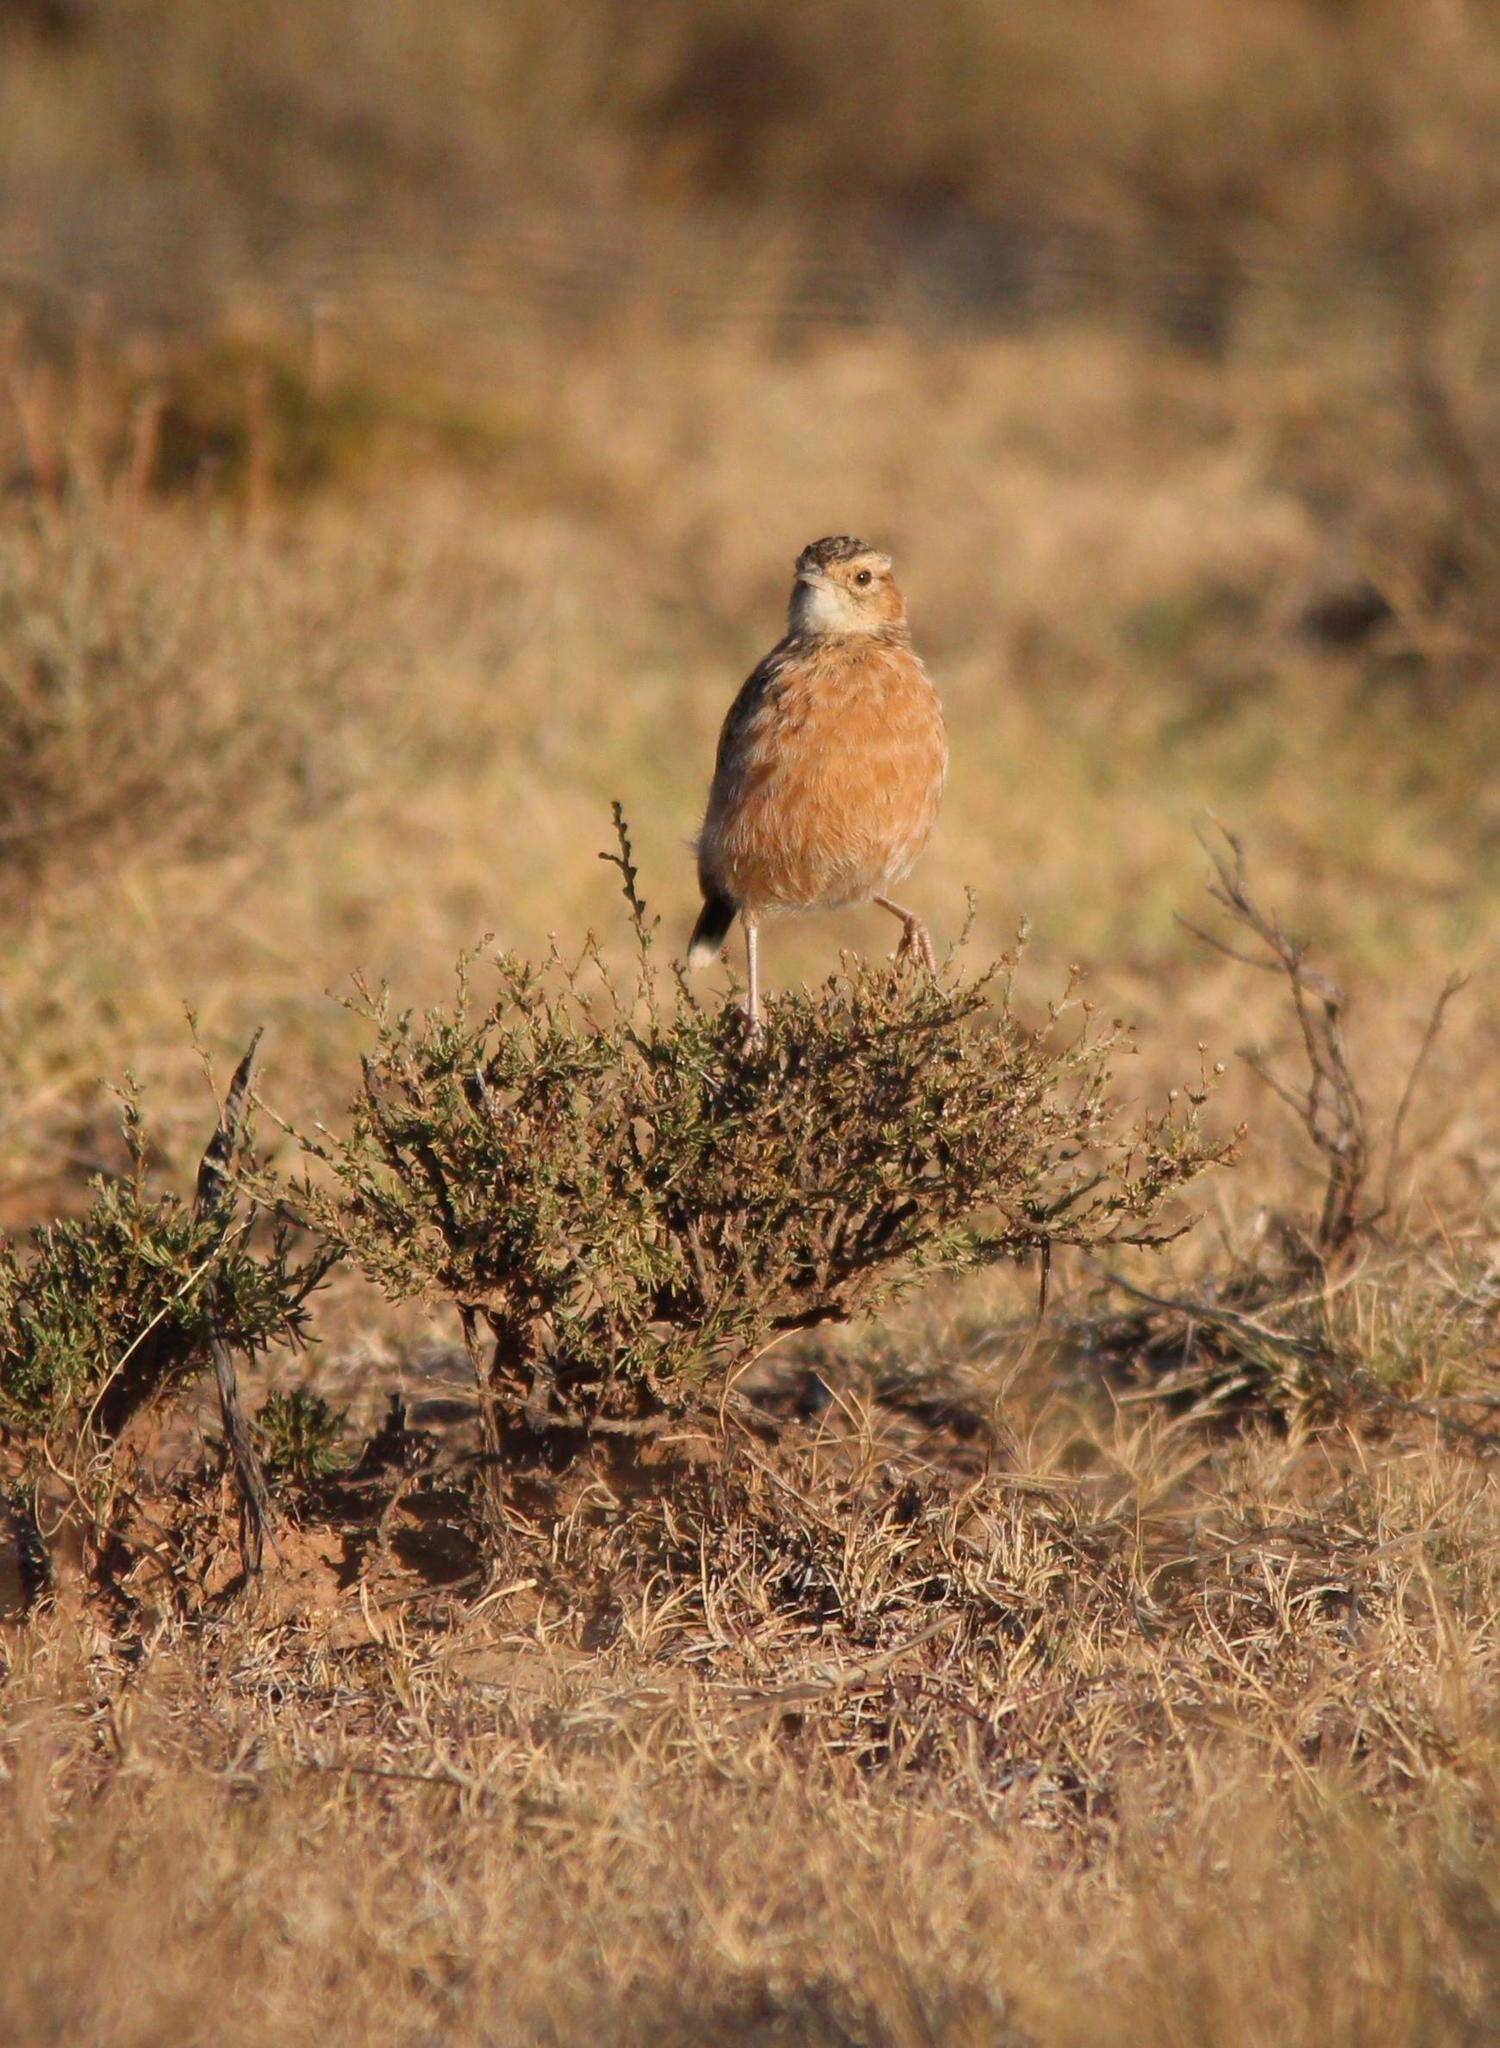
[894,916,937,977]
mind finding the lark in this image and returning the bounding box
[688,536,947,1039]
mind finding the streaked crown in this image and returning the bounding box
[795,535,878,575]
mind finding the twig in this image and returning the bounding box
[1379,971,1469,1220]
[724,1613,961,1711]
[1,1489,52,1614]
[1189,824,1367,1256]
[194,1031,279,1574]
[1086,1260,1326,1363]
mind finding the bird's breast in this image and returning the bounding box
[700,641,947,912]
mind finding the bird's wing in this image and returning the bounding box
[710,635,798,789]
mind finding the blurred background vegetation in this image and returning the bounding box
[0,0,1495,1218]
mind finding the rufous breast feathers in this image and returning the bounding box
[699,636,946,914]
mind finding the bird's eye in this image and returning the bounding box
[854,569,872,587]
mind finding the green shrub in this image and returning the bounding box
[0,1087,315,1483]
[299,822,1227,1466]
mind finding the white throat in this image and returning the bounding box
[789,577,873,637]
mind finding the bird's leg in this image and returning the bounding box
[874,895,937,975]
[743,910,764,1044]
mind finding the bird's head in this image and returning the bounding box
[788,536,907,637]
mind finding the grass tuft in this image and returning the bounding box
[251,1387,348,1487]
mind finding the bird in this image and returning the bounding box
[688,536,947,1040]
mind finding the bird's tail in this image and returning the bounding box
[687,890,738,970]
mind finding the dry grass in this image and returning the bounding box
[0,513,368,905]
[1,7,1498,2041]
[2,1360,1496,2046]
